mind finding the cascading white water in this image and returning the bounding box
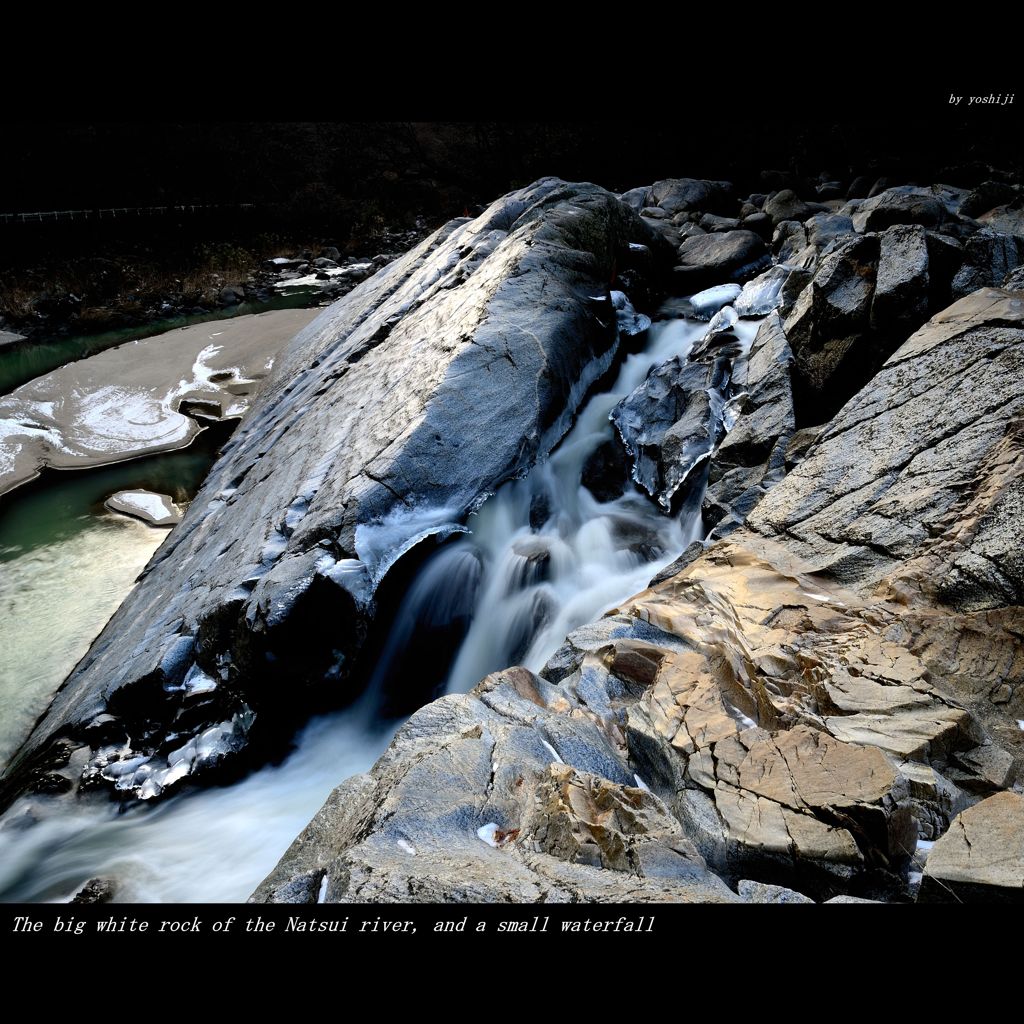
[444,313,759,691]
[0,297,762,903]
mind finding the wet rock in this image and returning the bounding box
[611,355,731,511]
[920,791,1024,902]
[704,313,795,536]
[674,230,770,292]
[219,285,245,306]
[261,287,1024,905]
[734,266,792,318]
[688,284,741,319]
[0,177,661,809]
[252,669,740,904]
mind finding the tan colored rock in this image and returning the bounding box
[920,791,1024,902]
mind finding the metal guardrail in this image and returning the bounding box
[0,204,257,224]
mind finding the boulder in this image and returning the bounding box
[252,668,740,904]
[871,224,930,329]
[0,177,662,809]
[919,791,1024,902]
[977,204,1024,235]
[581,438,630,503]
[951,230,1024,299]
[699,213,741,233]
[0,329,27,350]
[674,230,770,292]
[764,189,827,226]
[783,233,878,401]
[851,186,962,233]
[648,178,734,216]
[1004,266,1024,290]
[611,355,731,511]
[807,213,855,252]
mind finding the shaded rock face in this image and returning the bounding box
[783,233,879,418]
[0,178,661,808]
[258,286,1024,905]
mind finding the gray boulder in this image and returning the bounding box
[783,233,878,398]
[872,224,930,329]
[764,189,827,226]
[648,178,734,216]
[951,230,1024,299]
[852,185,964,233]
[674,230,770,292]
[0,177,661,808]
[0,329,27,350]
[611,355,731,511]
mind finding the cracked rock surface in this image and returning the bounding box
[257,283,1024,905]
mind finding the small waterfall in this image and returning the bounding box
[0,295,762,903]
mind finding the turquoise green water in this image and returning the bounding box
[0,425,231,766]
[0,291,316,395]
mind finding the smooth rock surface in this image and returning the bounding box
[0,178,662,808]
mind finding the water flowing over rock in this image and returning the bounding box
[0,178,662,807]
[257,284,1024,905]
